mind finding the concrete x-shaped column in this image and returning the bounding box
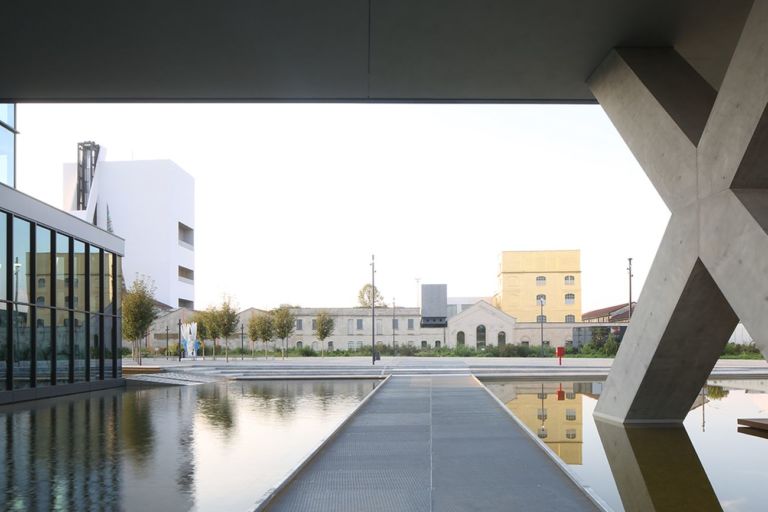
[590,0,768,423]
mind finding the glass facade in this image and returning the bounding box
[0,206,122,391]
[0,103,14,188]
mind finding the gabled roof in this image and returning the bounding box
[450,300,517,324]
[582,303,628,321]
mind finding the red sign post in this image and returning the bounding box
[556,346,565,365]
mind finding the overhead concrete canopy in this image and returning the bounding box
[0,0,754,102]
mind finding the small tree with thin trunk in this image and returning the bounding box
[122,276,157,366]
[314,311,334,357]
[272,306,295,360]
[249,312,274,359]
[204,306,222,359]
[214,297,239,362]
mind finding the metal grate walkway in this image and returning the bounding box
[264,375,599,511]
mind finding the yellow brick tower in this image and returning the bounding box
[493,250,581,323]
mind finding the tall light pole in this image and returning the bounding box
[240,323,244,360]
[371,255,376,365]
[178,318,183,361]
[13,258,21,363]
[539,297,545,356]
[165,325,169,360]
[415,278,421,308]
[627,257,634,319]
[392,297,396,356]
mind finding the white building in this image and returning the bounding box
[64,156,195,308]
[231,302,621,352]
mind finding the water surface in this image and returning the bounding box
[485,379,768,512]
[0,379,379,511]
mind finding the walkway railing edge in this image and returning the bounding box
[247,374,392,512]
[471,375,614,512]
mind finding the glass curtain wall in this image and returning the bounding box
[0,206,122,392]
[36,227,52,386]
[1,211,7,390]
[12,217,32,389]
[0,103,14,188]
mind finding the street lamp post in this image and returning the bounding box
[371,254,376,366]
[178,318,182,361]
[240,323,244,360]
[165,325,169,360]
[627,257,634,319]
[392,297,396,357]
[13,258,21,363]
[539,298,545,356]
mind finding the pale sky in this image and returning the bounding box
[16,104,669,313]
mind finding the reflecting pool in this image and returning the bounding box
[0,379,379,511]
[485,379,768,512]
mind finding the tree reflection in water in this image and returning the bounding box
[197,383,235,433]
[121,389,155,466]
[240,380,377,419]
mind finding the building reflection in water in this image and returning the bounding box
[0,389,122,511]
[487,381,600,464]
[0,379,377,512]
[595,420,722,512]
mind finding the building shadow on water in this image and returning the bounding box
[595,420,722,512]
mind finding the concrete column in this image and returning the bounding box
[590,0,768,423]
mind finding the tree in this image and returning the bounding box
[357,284,386,308]
[314,310,334,357]
[272,306,295,360]
[249,312,274,359]
[602,333,620,356]
[214,297,239,362]
[591,326,609,351]
[122,276,157,365]
[204,306,222,359]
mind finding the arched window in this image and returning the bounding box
[435,340,441,349]
[498,331,506,346]
[457,331,465,346]
[421,340,428,349]
[38,277,45,288]
[296,341,303,349]
[476,325,486,343]
[565,293,575,305]
[565,314,575,323]
[328,341,334,351]
[536,276,546,286]
[564,275,575,286]
[36,296,45,306]
[536,294,546,305]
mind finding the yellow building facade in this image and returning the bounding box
[493,250,581,323]
[503,383,583,465]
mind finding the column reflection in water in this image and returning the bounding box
[595,420,722,512]
[0,390,122,511]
